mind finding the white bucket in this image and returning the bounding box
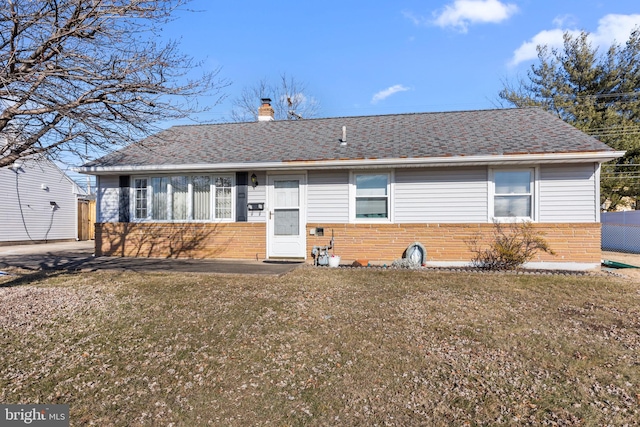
[328,255,341,268]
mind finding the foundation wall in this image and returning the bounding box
[95,222,601,266]
[96,222,266,259]
[306,223,601,265]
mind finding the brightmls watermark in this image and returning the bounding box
[0,405,69,426]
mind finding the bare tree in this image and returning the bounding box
[0,0,227,169]
[230,73,320,122]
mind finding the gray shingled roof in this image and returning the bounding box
[83,108,615,168]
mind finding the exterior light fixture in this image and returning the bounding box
[251,173,258,188]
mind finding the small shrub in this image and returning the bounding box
[467,221,555,270]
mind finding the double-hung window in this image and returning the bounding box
[352,173,390,220]
[492,169,534,220]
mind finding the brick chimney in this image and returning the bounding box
[258,98,275,121]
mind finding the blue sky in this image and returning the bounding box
[69,0,639,185]
[162,0,640,124]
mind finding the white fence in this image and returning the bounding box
[602,211,640,253]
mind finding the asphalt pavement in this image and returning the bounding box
[0,241,302,275]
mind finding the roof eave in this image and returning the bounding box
[75,151,626,175]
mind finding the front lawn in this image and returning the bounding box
[1,268,638,425]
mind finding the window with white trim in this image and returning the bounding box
[492,169,534,219]
[214,176,233,219]
[353,173,390,220]
[134,178,148,220]
[192,175,211,220]
[171,176,189,220]
[151,177,168,220]
[132,174,234,221]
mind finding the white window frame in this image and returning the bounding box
[150,176,169,221]
[212,175,235,221]
[133,177,149,220]
[170,175,190,221]
[349,171,394,223]
[488,167,538,222]
[129,174,235,222]
[192,175,212,222]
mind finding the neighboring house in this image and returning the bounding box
[78,101,624,269]
[1,157,88,244]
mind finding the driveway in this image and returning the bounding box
[0,241,302,275]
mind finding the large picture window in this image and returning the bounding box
[352,173,390,220]
[151,177,168,220]
[132,174,234,221]
[492,169,533,219]
[192,176,211,220]
[171,176,189,220]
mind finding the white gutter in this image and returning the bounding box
[76,151,626,175]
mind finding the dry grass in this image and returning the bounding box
[1,267,639,426]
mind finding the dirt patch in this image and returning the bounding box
[602,251,640,280]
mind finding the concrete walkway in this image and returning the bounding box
[0,241,302,275]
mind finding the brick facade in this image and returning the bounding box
[306,223,601,265]
[95,222,266,259]
[95,222,601,266]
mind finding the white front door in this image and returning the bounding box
[267,174,306,258]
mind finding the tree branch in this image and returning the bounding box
[0,0,227,168]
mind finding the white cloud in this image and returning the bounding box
[510,13,640,66]
[371,85,410,104]
[509,29,578,66]
[591,14,640,46]
[552,14,577,29]
[432,0,518,33]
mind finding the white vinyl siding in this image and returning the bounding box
[98,175,120,223]
[0,158,82,242]
[94,163,602,227]
[539,164,597,223]
[395,167,488,223]
[307,170,349,223]
[248,171,266,223]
